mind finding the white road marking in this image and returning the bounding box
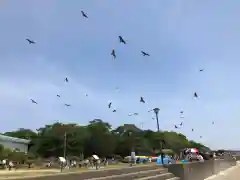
[165,177,180,180]
[85,169,166,180]
[133,173,172,180]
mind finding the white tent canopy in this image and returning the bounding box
[92,154,99,160]
[58,157,66,162]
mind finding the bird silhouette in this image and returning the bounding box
[180,111,184,114]
[180,122,183,126]
[85,93,88,97]
[119,36,126,44]
[65,77,68,83]
[192,128,194,132]
[199,69,204,72]
[140,97,145,103]
[194,92,198,98]
[64,104,71,107]
[31,99,38,104]
[111,49,116,59]
[133,113,139,116]
[57,95,60,97]
[26,39,35,44]
[81,11,88,18]
[141,51,150,56]
[212,121,214,125]
[113,110,116,112]
[108,102,112,108]
[174,125,179,129]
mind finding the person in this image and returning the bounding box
[197,154,204,162]
[96,159,100,170]
[8,161,13,171]
[46,161,51,167]
[2,160,7,169]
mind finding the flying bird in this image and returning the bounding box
[57,95,60,97]
[81,11,88,18]
[180,111,184,114]
[129,112,137,116]
[141,51,150,56]
[180,122,183,126]
[113,110,116,112]
[31,99,38,104]
[194,92,198,98]
[140,97,145,103]
[85,93,88,97]
[65,77,69,83]
[174,125,179,129]
[200,136,202,138]
[212,121,214,125]
[192,128,194,132]
[199,69,204,72]
[128,112,138,116]
[64,104,71,107]
[26,39,35,44]
[108,102,112,108]
[128,113,133,116]
[111,49,116,59]
[118,36,126,44]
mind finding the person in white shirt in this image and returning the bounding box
[197,154,204,162]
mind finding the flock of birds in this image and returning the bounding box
[25,10,214,141]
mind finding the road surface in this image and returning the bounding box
[3,165,179,180]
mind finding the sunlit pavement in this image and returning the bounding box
[206,162,240,180]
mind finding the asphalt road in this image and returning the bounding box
[12,165,177,180]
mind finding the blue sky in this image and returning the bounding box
[0,0,239,150]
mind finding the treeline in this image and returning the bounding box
[3,119,210,158]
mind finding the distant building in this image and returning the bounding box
[0,134,30,153]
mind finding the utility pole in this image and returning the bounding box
[128,131,134,166]
[153,108,164,165]
[60,132,67,172]
[153,108,160,132]
[63,132,67,159]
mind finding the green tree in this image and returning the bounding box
[2,120,210,159]
[4,128,37,140]
[85,119,116,157]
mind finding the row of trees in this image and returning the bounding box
[3,119,210,159]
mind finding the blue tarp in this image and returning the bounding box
[156,155,172,165]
